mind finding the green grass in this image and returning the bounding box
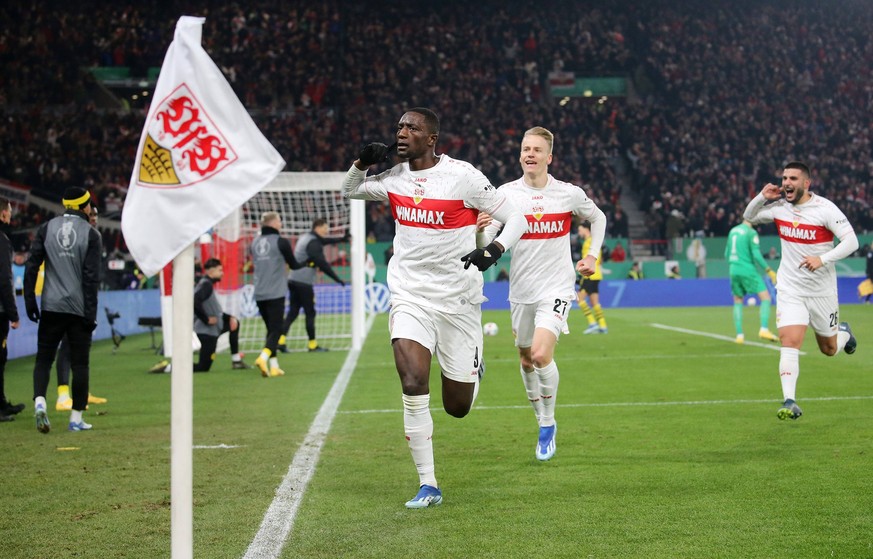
[3,306,872,558]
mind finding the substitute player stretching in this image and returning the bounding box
[744,161,858,420]
[478,127,606,461]
[342,107,526,509]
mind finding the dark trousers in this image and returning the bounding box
[283,281,317,341]
[0,314,9,404]
[33,311,93,411]
[56,336,71,386]
[256,298,285,355]
[194,313,239,372]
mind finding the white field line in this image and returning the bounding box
[339,395,873,415]
[650,322,806,354]
[242,314,376,559]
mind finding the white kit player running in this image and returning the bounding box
[478,126,606,460]
[744,161,858,420]
[342,107,526,509]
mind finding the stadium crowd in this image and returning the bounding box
[1,0,871,265]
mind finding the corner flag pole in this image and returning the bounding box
[171,243,194,558]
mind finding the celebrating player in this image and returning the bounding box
[743,161,858,420]
[342,107,526,508]
[477,126,606,461]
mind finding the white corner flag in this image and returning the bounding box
[121,16,284,559]
[122,15,285,277]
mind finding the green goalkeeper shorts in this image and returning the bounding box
[730,273,766,298]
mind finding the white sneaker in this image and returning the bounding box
[35,405,51,434]
[68,420,93,431]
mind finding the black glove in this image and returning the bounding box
[83,318,97,332]
[358,142,395,167]
[25,299,40,322]
[461,241,504,272]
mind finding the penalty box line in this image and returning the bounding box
[650,322,806,354]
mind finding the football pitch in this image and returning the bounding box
[3,306,872,558]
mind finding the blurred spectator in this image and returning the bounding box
[0,0,870,261]
[610,242,626,263]
[12,252,26,295]
[686,238,707,278]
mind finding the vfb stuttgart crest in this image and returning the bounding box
[136,84,237,188]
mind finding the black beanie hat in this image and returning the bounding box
[62,187,91,210]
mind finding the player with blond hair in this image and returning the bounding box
[478,126,606,460]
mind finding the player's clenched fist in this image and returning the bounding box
[358,142,396,167]
[576,255,597,277]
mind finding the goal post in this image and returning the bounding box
[208,172,366,353]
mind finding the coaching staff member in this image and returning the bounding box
[25,187,102,433]
[251,211,301,377]
[278,218,346,353]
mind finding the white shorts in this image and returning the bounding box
[776,292,840,336]
[389,301,483,384]
[510,298,572,348]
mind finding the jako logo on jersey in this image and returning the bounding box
[522,212,573,239]
[388,194,477,229]
[136,84,238,189]
[774,218,834,244]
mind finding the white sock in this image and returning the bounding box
[402,393,436,489]
[536,360,559,427]
[836,330,850,353]
[71,409,83,424]
[35,396,47,410]
[520,365,544,424]
[258,350,270,362]
[269,357,280,369]
[779,348,800,401]
[232,354,242,362]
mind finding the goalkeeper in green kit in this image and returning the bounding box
[725,220,779,343]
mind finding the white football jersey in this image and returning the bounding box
[487,175,601,304]
[344,155,516,313]
[747,194,854,297]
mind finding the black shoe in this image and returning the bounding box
[0,414,13,422]
[276,344,289,354]
[231,360,251,370]
[838,322,857,354]
[308,346,328,352]
[1,401,25,416]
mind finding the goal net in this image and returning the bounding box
[204,172,366,354]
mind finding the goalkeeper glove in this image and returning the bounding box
[358,142,396,167]
[766,269,777,285]
[461,241,504,272]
